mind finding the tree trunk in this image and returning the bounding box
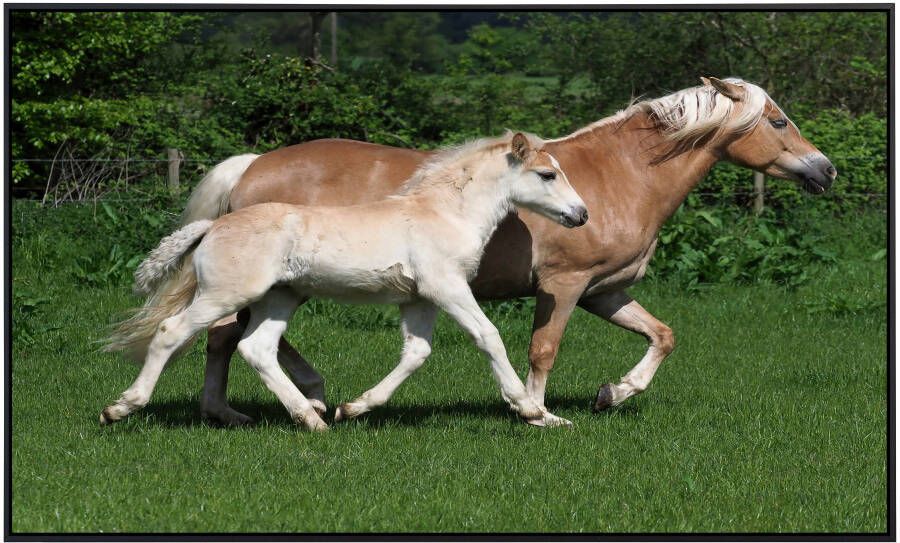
[330,12,338,65]
[308,11,329,59]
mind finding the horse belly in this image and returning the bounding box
[583,238,659,295]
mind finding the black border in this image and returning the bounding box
[4,4,895,541]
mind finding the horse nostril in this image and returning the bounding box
[825,165,837,178]
[580,209,589,224]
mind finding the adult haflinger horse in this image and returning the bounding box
[188,76,836,426]
[102,134,588,430]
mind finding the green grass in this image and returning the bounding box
[11,206,887,533]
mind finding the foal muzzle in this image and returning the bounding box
[560,206,589,228]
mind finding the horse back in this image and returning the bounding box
[230,139,430,210]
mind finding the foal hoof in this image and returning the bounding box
[334,402,364,423]
[99,407,118,426]
[524,411,574,428]
[310,399,327,418]
[304,413,329,432]
[592,383,616,412]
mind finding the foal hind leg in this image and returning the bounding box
[101,297,230,425]
[335,301,437,422]
[578,290,675,411]
[202,305,326,426]
[238,289,327,431]
[276,299,326,415]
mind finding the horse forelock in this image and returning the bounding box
[397,131,545,195]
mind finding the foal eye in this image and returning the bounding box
[770,118,788,129]
[537,171,556,181]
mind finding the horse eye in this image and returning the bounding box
[538,171,556,182]
[770,118,788,129]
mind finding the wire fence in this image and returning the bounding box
[11,152,888,207]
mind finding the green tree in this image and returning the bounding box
[10,11,239,191]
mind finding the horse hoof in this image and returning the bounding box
[201,406,255,427]
[592,383,615,412]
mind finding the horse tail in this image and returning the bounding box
[181,153,259,224]
[104,221,211,362]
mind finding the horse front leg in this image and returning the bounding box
[577,290,675,411]
[524,278,589,410]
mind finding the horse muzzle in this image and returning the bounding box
[560,206,589,228]
[794,155,837,194]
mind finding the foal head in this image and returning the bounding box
[704,77,837,194]
[507,133,589,228]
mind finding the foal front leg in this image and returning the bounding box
[428,279,568,427]
[334,301,437,422]
[577,290,675,411]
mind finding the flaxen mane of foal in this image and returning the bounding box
[103,134,588,430]
[179,77,836,426]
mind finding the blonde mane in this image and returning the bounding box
[550,77,769,149]
[635,78,769,144]
[398,132,545,195]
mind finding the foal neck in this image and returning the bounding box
[457,160,518,243]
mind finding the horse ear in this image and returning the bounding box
[511,132,531,162]
[705,76,743,102]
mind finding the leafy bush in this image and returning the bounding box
[13,195,182,290]
[649,204,838,290]
[12,287,58,345]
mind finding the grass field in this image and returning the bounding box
[10,203,888,533]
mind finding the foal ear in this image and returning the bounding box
[511,132,531,162]
[704,76,744,102]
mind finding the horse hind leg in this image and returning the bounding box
[578,290,675,411]
[335,301,437,422]
[201,312,255,426]
[101,296,233,425]
[237,289,327,432]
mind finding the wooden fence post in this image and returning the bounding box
[330,12,338,66]
[753,171,765,214]
[167,148,182,193]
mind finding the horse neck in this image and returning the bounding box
[553,112,722,228]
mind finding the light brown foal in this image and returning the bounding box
[192,77,835,425]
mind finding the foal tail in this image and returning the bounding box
[181,154,259,224]
[104,220,213,362]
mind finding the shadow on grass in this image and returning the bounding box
[122,391,644,430]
